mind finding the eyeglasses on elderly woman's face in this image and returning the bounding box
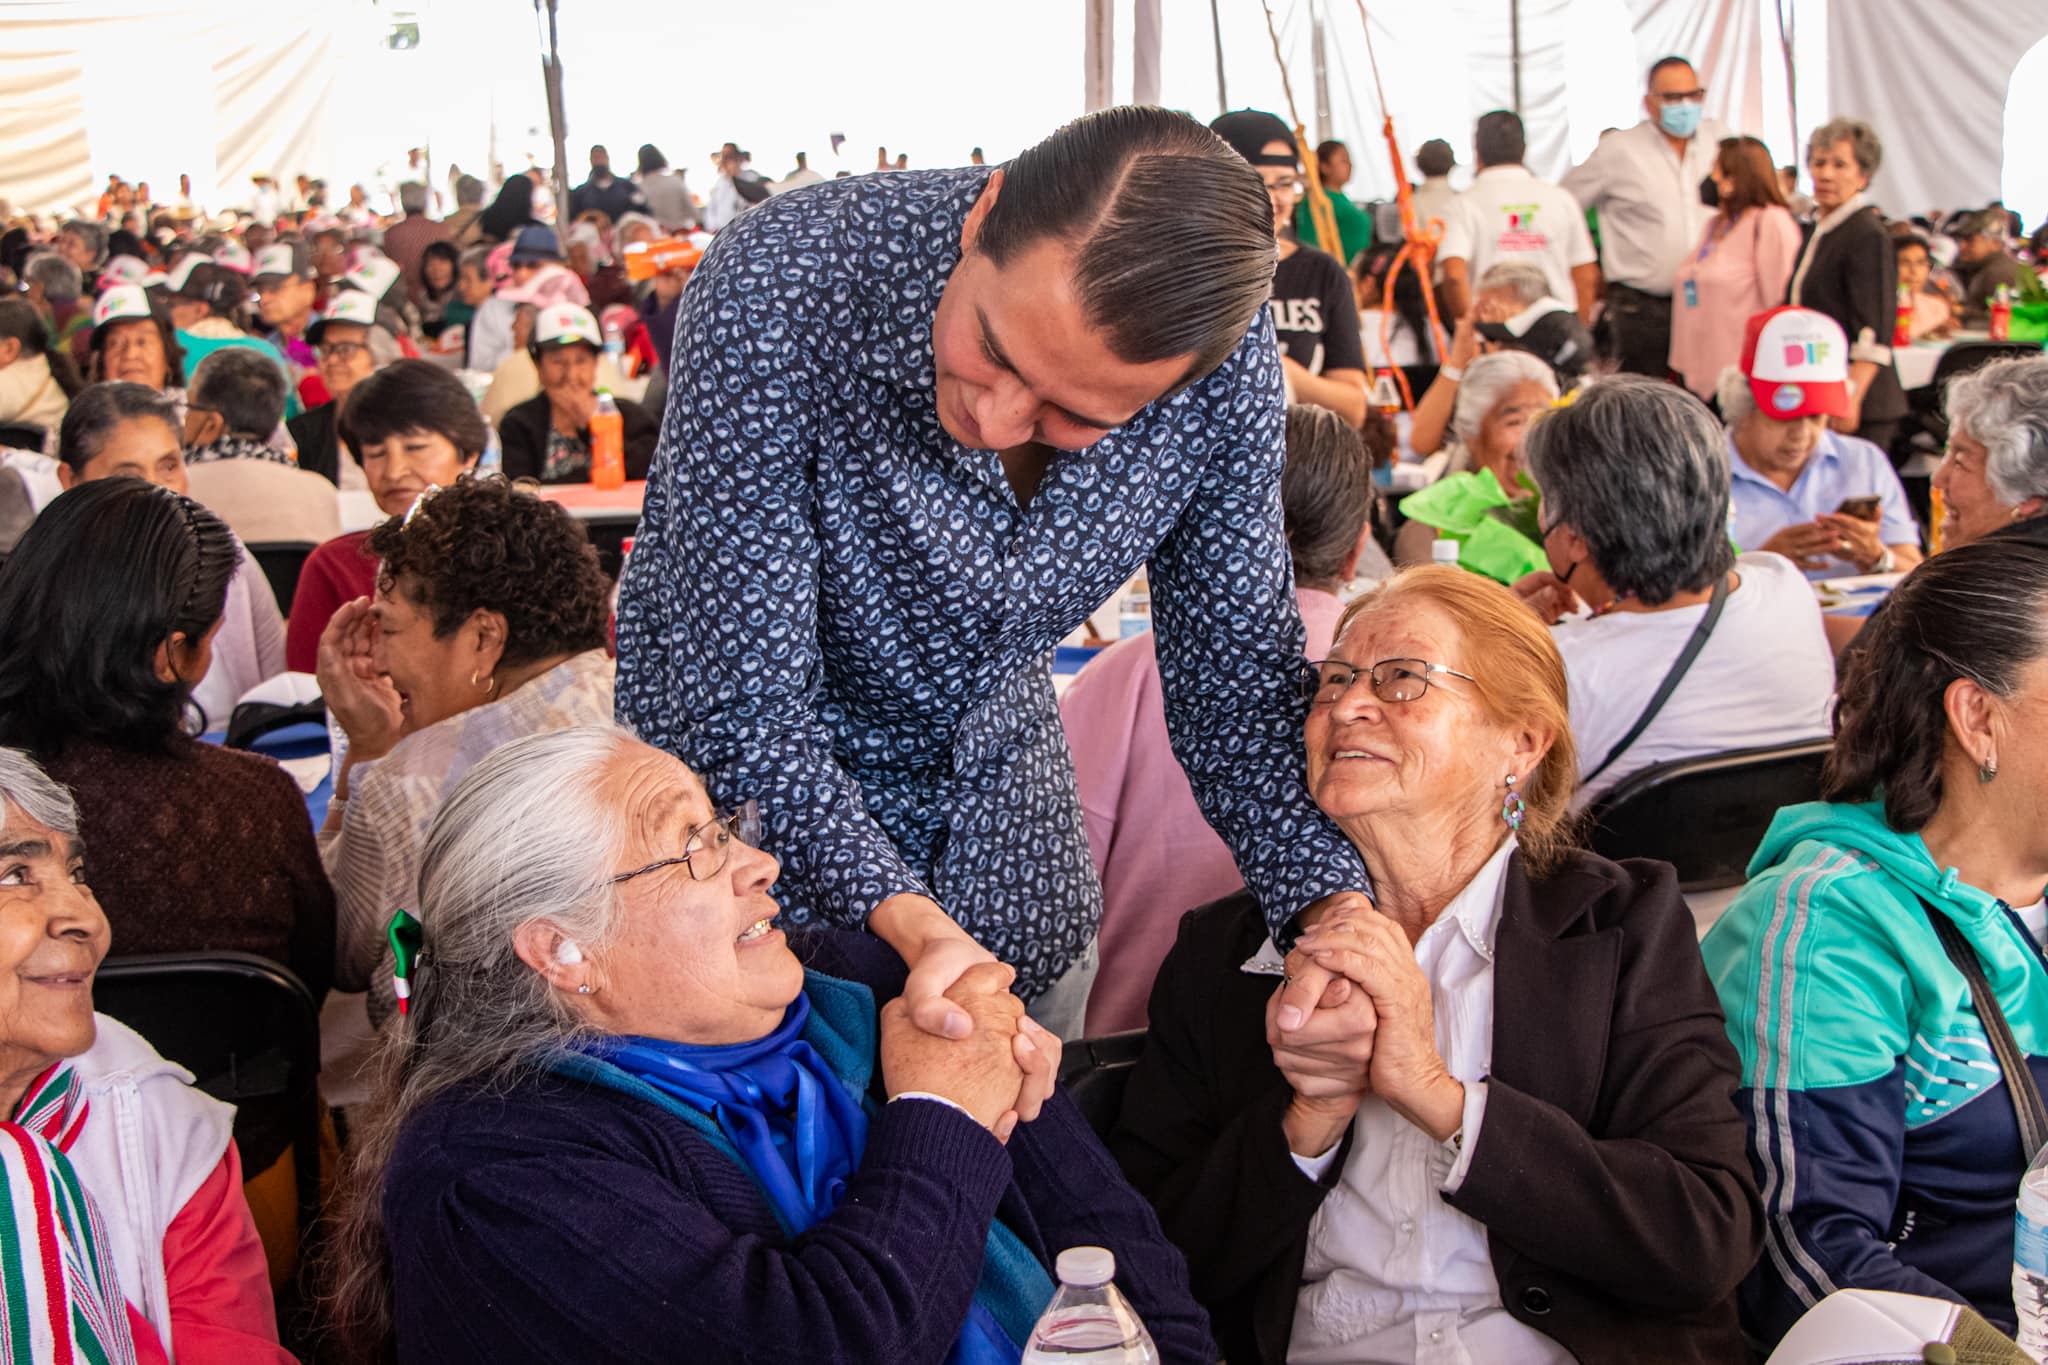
[1300,657,1478,707]
[609,800,763,885]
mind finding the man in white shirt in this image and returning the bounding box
[1437,111,1599,325]
[1561,56,1731,377]
[1409,138,1459,230]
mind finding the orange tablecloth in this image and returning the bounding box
[535,481,646,521]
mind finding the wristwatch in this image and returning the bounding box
[1867,546,1896,574]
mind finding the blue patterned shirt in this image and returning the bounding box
[614,168,1368,996]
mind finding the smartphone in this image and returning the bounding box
[1835,495,1883,522]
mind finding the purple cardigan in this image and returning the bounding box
[383,930,1214,1363]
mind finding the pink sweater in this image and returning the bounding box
[1669,205,1802,399]
[1061,588,1345,1035]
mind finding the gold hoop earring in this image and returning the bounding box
[470,670,498,698]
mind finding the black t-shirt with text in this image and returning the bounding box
[1269,245,1365,376]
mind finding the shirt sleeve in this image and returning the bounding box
[1755,207,1803,311]
[1875,453,1921,547]
[1558,144,1610,217]
[1437,198,1474,263]
[158,1145,296,1365]
[1560,187,1600,268]
[1317,258,1367,375]
[614,217,930,926]
[1842,220,1898,367]
[1150,315,1372,934]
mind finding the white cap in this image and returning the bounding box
[306,289,382,342]
[1055,1247,1115,1287]
[1430,537,1462,566]
[344,253,403,301]
[160,253,213,293]
[214,240,254,275]
[92,285,154,328]
[534,303,602,349]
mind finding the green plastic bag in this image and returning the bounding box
[1397,468,1550,585]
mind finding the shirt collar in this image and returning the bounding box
[1241,837,1518,974]
[1811,191,1867,238]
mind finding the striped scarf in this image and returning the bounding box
[0,1065,136,1365]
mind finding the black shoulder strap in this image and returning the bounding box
[1584,573,1731,784]
[1919,897,2048,1161]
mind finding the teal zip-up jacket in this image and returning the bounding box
[1702,799,2048,1344]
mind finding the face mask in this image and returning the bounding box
[1698,174,1720,210]
[1658,102,1703,139]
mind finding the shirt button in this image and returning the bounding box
[1430,1329,1444,1344]
[1400,1219,1415,1236]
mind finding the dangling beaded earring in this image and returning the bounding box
[1501,773,1526,831]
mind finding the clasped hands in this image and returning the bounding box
[880,960,1060,1144]
[1269,892,1464,1158]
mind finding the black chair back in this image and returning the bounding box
[1056,1028,1147,1138]
[1586,739,1832,891]
[92,953,321,1243]
[244,541,318,617]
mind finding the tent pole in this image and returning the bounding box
[538,0,570,230]
[1509,0,1523,116]
[1209,0,1229,114]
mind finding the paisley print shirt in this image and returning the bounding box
[615,167,1368,996]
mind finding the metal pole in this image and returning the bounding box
[1311,0,1332,147]
[1509,0,1523,116]
[1209,0,1229,114]
[539,0,571,229]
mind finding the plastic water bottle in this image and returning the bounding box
[603,317,626,367]
[1022,1247,1158,1364]
[1430,536,1461,568]
[1117,573,1151,639]
[2016,1150,2048,1358]
[589,389,625,490]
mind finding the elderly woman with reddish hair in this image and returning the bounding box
[1112,566,1761,1364]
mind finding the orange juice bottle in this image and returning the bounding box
[590,389,625,490]
[1929,483,1946,555]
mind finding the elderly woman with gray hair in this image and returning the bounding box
[1786,117,1906,451]
[1394,349,1559,568]
[327,724,1212,1364]
[1932,354,2048,550]
[1514,376,1836,804]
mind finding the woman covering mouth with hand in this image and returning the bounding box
[315,476,617,1031]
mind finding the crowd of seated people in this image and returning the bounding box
[1,72,2047,1365]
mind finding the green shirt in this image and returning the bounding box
[1294,190,1373,267]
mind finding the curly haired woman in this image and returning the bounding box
[315,475,616,1025]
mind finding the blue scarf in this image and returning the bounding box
[586,985,1045,1364]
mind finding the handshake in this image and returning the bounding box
[880,962,1062,1143]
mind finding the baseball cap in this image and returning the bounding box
[167,261,247,314]
[92,285,155,329]
[510,224,564,264]
[97,256,151,292]
[251,241,312,285]
[214,241,254,276]
[1739,306,1851,421]
[534,303,602,350]
[1209,109,1298,167]
[343,252,403,302]
[158,253,214,295]
[306,289,382,344]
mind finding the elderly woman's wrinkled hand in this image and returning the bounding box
[1296,912,1466,1143]
[315,596,404,761]
[880,962,1031,1140]
[1511,570,1581,624]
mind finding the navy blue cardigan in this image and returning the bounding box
[383,929,1215,1363]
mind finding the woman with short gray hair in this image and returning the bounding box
[1786,116,1906,450]
[1393,349,1558,566]
[1516,375,1835,804]
[1933,354,2048,548]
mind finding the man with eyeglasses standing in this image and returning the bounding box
[1563,55,1731,377]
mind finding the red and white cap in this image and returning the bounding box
[533,303,602,349]
[213,241,254,275]
[1739,306,1851,421]
[92,285,154,329]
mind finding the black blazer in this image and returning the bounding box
[1788,204,1907,425]
[498,391,658,485]
[284,400,342,486]
[1109,849,1762,1365]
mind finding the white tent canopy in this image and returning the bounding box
[2,0,2043,225]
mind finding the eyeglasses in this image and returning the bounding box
[1301,657,1477,707]
[1653,88,1707,104]
[318,341,367,361]
[1263,177,1305,198]
[609,800,762,885]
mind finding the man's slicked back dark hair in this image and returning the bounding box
[974,105,1276,383]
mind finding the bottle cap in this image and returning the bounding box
[1055,1246,1115,1287]
[1430,537,1461,566]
